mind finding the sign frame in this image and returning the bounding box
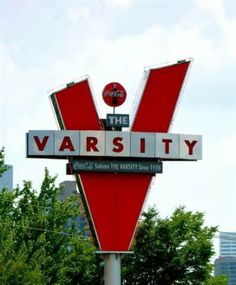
[27,59,195,253]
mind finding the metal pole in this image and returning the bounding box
[104,253,121,285]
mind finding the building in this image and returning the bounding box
[0,165,13,192]
[220,232,236,256]
[215,256,236,284]
[215,232,236,285]
[59,180,89,236]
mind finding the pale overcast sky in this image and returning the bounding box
[1,0,236,247]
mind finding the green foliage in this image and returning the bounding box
[122,207,217,285]
[0,150,220,284]
[0,148,9,177]
[0,167,98,285]
[205,275,228,285]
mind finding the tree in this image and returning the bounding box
[0,149,98,284]
[0,149,221,284]
[122,207,217,285]
[205,275,228,285]
[0,148,9,177]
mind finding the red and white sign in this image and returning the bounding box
[32,60,193,252]
[102,82,127,107]
[27,130,202,160]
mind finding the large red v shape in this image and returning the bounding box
[51,61,191,251]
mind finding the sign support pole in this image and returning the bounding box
[104,253,121,285]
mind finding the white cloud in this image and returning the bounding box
[101,0,134,9]
[218,135,236,165]
[59,1,236,90]
[67,6,91,21]
[194,0,225,19]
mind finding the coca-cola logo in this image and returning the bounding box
[102,82,127,107]
[103,89,125,98]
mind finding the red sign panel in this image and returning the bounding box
[50,60,191,251]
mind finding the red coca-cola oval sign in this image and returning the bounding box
[102,82,127,107]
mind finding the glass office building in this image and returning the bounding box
[215,232,236,285]
[220,232,236,256]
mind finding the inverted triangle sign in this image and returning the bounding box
[50,61,191,251]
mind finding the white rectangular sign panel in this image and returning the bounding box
[28,130,54,156]
[131,132,155,158]
[55,131,80,156]
[27,130,202,161]
[105,131,130,157]
[80,131,105,156]
[156,133,179,159]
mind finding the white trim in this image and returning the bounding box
[49,80,102,249]
[128,176,154,250]
[76,173,102,250]
[130,69,151,130]
[87,76,102,123]
[130,59,193,132]
[49,92,66,130]
[47,75,89,95]
[167,59,193,132]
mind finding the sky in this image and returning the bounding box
[1,0,236,252]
